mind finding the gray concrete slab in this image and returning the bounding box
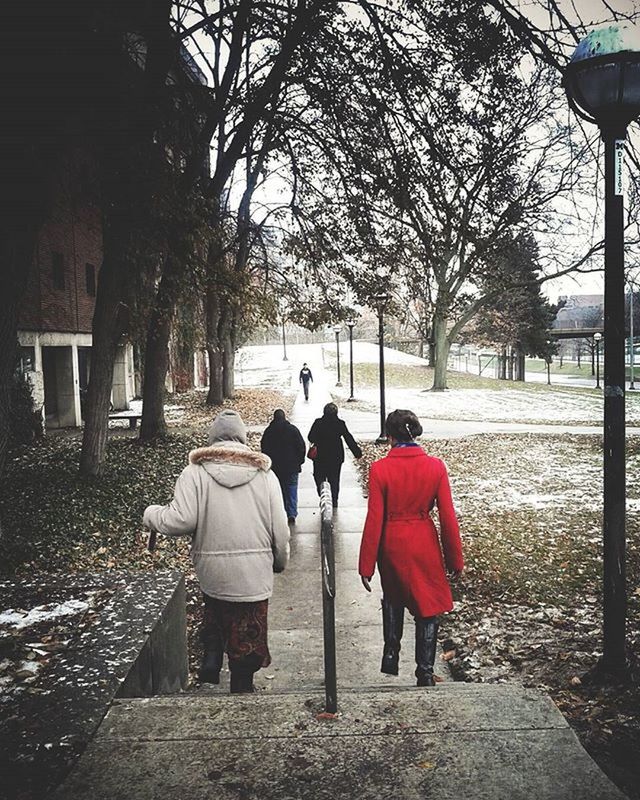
[56,690,627,800]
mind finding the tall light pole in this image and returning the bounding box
[280,302,288,361]
[374,294,390,443]
[629,282,635,390]
[545,339,552,385]
[333,324,342,386]
[594,332,602,390]
[564,25,640,677]
[346,319,356,401]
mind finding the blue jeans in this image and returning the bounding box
[278,473,299,519]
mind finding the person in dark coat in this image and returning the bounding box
[261,409,306,522]
[359,409,463,687]
[299,363,313,400]
[308,402,362,507]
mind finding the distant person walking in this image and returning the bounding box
[359,409,463,687]
[299,363,313,400]
[143,410,290,694]
[261,409,306,523]
[308,402,362,508]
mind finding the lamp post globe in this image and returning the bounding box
[564,25,640,678]
[563,25,640,135]
[333,324,343,387]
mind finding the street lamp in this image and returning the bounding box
[373,293,390,443]
[564,24,640,677]
[280,302,288,361]
[594,332,602,390]
[629,281,636,390]
[545,340,552,386]
[346,319,356,401]
[333,324,342,387]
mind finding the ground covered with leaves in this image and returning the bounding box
[356,433,640,800]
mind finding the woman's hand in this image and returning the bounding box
[361,575,372,592]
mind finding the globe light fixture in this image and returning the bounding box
[563,24,640,677]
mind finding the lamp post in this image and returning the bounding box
[280,303,288,362]
[563,25,640,676]
[346,319,356,401]
[594,332,602,389]
[333,324,342,386]
[373,294,390,443]
[545,340,552,385]
[629,282,635,390]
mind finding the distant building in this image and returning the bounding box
[554,294,604,330]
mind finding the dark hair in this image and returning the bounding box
[385,409,423,442]
[323,402,338,417]
[273,408,285,422]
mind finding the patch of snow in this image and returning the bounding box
[0,599,90,630]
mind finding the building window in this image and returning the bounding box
[85,263,96,296]
[52,252,65,289]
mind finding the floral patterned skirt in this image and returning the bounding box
[203,595,271,667]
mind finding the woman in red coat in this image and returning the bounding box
[359,409,463,686]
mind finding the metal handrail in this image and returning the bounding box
[319,480,337,713]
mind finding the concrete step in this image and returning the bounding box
[55,685,627,800]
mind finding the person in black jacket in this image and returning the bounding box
[261,409,306,522]
[308,402,362,508]
[299,363,313,400]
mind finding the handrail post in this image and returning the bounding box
[320,480,337,713]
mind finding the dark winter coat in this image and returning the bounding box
[358,446,463,618]
[261,419,306,477]
[299,367,313,384]
[308,415,362,466]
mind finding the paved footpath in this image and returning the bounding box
[55,352,628,799]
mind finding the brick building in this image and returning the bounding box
[16,38,207,430]
[17,148,134,429]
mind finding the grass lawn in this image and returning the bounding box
[526,358,596,377]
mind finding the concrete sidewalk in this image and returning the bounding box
[57,686,626,799]
[54,354,629,799]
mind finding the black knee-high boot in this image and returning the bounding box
[199,629,224,684]
[229,654,261,694]
[415,617,439,687]
[381,598,404,675]
[199,601,224,684]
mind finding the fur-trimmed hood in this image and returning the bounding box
[189,443,272,489]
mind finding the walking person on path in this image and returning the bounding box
[299,363,313,400]
[308,402,362,508]
[358,409,463,687]
[142,409,290,694]
[260,408,306,523]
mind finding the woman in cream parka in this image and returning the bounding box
[143,409,290,694]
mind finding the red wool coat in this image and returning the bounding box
[358,446,463,618]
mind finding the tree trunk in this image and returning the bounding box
[139,314,171,441]
[206,285,224,406]
[222,314,237,399]
[207,345,224,405]
[431,313,450,391]
[79,227,131,476]
[0,227,40,539]
[139,250,185,442]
